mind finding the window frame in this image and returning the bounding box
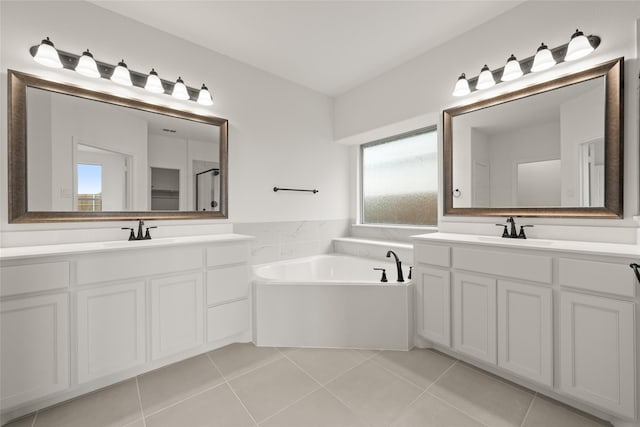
[359,125,438,226]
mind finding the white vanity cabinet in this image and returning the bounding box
[76,281,146,383]
[0,234,252,424]
[413,233,638,425]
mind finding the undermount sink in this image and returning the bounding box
[475,235,555,246]
[100,238,176,248]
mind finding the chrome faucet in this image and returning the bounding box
[386,250,404,282]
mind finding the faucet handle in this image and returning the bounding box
[495,224,509,238]
[518,225,534,239]
[373,268,388,283]
[408,265,413,280]
[144,226,158,240]
[121,227,135,241]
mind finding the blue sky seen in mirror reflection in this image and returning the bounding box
[77,164,102,194]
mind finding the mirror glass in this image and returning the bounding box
[451,77,604,208]
[443,58,622,218]
[8,70,228,222]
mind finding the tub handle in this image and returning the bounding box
[373,268,388,283]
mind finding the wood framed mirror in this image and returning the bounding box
[443,57,623,218]
[8,70,228,223]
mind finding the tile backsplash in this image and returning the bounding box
[233,219,350,265]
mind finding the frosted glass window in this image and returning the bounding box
[362,128,437,225]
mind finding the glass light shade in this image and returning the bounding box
[75,50,100,78]
[565,29,594,61]
[476,65,495,90]
[33,37,63,68]
[501,54,523,82]
[197,84,213,105]
[145,68,164,93]
[452,73,470,97]
[172,77,190,100]
[111,60,133,86]
[531,43,556,72]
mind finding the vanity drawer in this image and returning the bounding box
[414,244,450,267]
[559,258,635,297]
[207,243,249,267]
[207,265,249,305]
[453,247,552,284]
[207,300,249,343]
[76,247,203,285]
[1,262,70,297]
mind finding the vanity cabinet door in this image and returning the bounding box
[416,266,450,347]
[1,294,69,409]
[76,281,146,383]
[453,273,497,364]
[497,280,552,387]
[150,273,204,361]
[559,291,635,418]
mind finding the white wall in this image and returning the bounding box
[335,1,640,243]
[0,0,350,246]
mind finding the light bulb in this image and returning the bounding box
[565,29,594,61]
[476,65,495,90]
[197,84,213,105]
[111,59,133,86]
[501,54,523,82]
[531,43,556,72]
[33,37,63,68]
[145,68,164,93]
[172,77,190,100]
[75,50,100,78]
[452,73,470,97]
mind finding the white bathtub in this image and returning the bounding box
[253,254,414,350]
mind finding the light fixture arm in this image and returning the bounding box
[463,35,600,92]
[29,45,202,102]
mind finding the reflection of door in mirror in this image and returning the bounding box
[579,139,604,207]
[74,143,131,211]
[150,167,180,210]
[194,161,220,211]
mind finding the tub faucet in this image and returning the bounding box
[386,250,404,282]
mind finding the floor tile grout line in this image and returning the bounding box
[424,390,491,427]
[255,384,323,426]
[425,359,458,391]
[206,352,259,426]
[367,352,441,392]
[519,392,537,427]
[456,359,537,396]
[30,411,38,427]
[141,379,228,419]
[284,348,374,387]
[318,383,374,427]
[213,351,285,382]
[134,376,147,427]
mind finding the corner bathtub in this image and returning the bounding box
[253,254,413,350]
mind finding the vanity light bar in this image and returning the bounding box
[453,30,600,97]
[29,39,214,106]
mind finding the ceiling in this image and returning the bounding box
[91,1,523,97]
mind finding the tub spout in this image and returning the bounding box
[386,250,404,282]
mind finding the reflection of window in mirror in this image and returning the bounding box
[76,164,102,212]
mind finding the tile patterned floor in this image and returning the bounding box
[4,343,612,427]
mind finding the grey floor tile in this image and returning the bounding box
[287,348,367,384]
[373,348,455,389]
[260,388,367,427]
[326,360,422,427]
[138,354,224,415]
[146,383,255,427]
[34,379,141,427]
[522,395,611,427]
[229,357,319,423]
[392,392,485,427]
[209,343,282,379]
[2,414,36,427]
[429,363,534,427]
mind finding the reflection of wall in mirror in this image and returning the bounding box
[560,86,605,207]
[27,88,148,211]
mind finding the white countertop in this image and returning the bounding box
[412,232,640,259]
[0,233,254,261]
